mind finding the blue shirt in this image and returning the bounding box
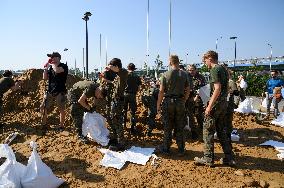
[266,77,284,94]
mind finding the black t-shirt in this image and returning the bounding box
[125,72,142,94]
[47,63,68,94]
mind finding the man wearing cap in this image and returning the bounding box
[0,70,22,127]
[67,80,107,143]
[123,63,142,135]
[40,52,68,133]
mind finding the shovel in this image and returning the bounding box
[3,132,19,145]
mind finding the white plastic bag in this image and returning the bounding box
[82,112,109,146]
[239,79,248,90]
[199,84,210,105]
[21,141,64,188]
[235,98,254,113]
[0,144,26,188]
[261,97,274,109]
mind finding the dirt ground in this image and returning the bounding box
[1,69,284,188]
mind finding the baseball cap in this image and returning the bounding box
[47,52,61,59]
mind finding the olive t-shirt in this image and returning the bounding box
[69,80,98,102]
[160,69,189,97]
[209,64,228,98]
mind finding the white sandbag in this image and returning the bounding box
[199,84,210,105]
[0,144,26,188]
[234,98,254,113]
[82,112,109,146]
[21,141,64,188]
[271,112,284,127]
[239,79,248,90]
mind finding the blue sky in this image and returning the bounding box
[0,0,283,71]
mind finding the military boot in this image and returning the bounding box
[220,158,236,167]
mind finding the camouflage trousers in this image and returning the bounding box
[224,101,235,143]
[194,99,204,132]
[124,93,137,127]
[70,103,85,136]
[185,98,195,137]
[185,98,204,139]
[162,98,185,152]
[203,99,234,162]
[110,98,125,141]
[105,94,113,122]
[142,95,157,131]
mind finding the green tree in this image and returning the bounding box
[154,54,163,79]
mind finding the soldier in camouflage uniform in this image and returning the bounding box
[194,51,235,167]
[156,55,190,156]
[107,58,129,151]
[0,70,22,127]
[67,80,106,143]
[187,64,206,140]
[101,65,117,121]
[124,63,142,134]
[141,79,159,136]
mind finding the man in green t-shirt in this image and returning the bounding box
[0,70,22,127]
[156,55,190,156]
[194,51,235,167]
[67,80,106,143]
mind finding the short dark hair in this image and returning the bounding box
[179,64,185,70]
[188,64,197,70]
[127,63,136,71]
[169,55,180,65]
[3,70,13,77]
[109,58,122,68]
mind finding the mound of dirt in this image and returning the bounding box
[1,69,284,187]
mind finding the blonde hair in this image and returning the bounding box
[169,54,180,65]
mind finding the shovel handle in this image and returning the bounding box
[3,132,19,145]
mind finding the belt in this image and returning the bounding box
[165,95,184,99]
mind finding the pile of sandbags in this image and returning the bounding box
[0,141,64,188]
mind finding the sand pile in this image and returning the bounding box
[0,69,283,187]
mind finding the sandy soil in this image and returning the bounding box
[1,69,283,188]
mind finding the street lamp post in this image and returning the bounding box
[82,11,92,79]
[268,43,273,71]
[230,36,237,74]
[186,52,188,64]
